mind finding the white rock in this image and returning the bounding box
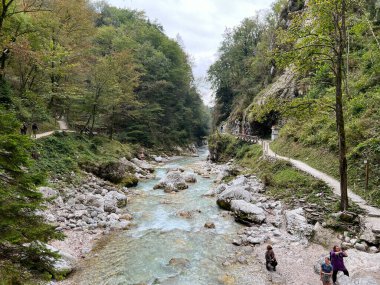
[285,208,314,238]
[230,200,266,224]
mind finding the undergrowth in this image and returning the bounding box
[31,132,137,177]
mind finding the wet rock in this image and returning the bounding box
[216,187,253,210]
[154,171,188,192]
[203,183,227,197]
[184,173,197,183]
[177,211,192,219]
[168,258,190,267]
[230,200,266,224]
[204,222,216,229]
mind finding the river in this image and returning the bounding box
[68,148,248,285]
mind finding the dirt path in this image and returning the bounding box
[262,140,380,237]
[35,118,74,139]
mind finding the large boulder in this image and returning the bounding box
[131,158,154,173]
[102,191,128,213]
[44,245,76,279]
[154,171,188,192]
[230,175,249,187]
[285,208,314,238]
[96,161,127,183]
[85,194,104,209]
[216,187,253,210]
[230,200,266,224]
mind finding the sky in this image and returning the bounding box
[105,0,276,105]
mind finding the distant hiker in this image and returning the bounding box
[265,244,277,271]
[330,245,349,284]
[320,256,333,285]
[20,122,27,135]
[31,122,38,138]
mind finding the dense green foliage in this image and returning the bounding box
[32,132,135,176]
[0,109,63,284]
[1,1,209,147]
[209,0,380,206]
[0,0,210,281]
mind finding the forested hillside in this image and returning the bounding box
[0,1,209,282]
[1,0,209,146]
[208,0,380,206]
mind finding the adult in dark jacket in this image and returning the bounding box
[330,245,349,284]
[265,244,277,271]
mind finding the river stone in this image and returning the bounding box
[85,194,104,209]
[203,184,226,197]
[96,161,127,183]
[168,258,190,267]
[216,187,253,210]
[285,208,314,238]
[44,244,76,278]
[131,158,154,173]
[154,171,188,192]
[230,200,266,224]
[183,173,197,183]
[105,191,128,207]
[204,222,216,229]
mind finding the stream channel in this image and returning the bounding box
[70,147,247,285]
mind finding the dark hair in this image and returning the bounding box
[267,245,272,250]
[333,245,339,252]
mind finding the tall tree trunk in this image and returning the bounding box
[335,0,348,211]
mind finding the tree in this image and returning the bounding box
[276,0,364,211]
[0,108,63,282]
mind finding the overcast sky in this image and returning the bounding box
[105,0,275,105]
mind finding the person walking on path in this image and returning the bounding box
[330,245,349,284]
[320,256,333,285]
[265,245,278,271]
[31,122,38,138]
[20,122,27,135]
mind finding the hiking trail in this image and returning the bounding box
[261,140,380,238]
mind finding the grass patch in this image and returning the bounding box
[271,136,380,207]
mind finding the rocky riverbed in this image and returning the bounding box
[43,150,380,285]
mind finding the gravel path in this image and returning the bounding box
[35,118,74,139]
[262,141,380,237]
